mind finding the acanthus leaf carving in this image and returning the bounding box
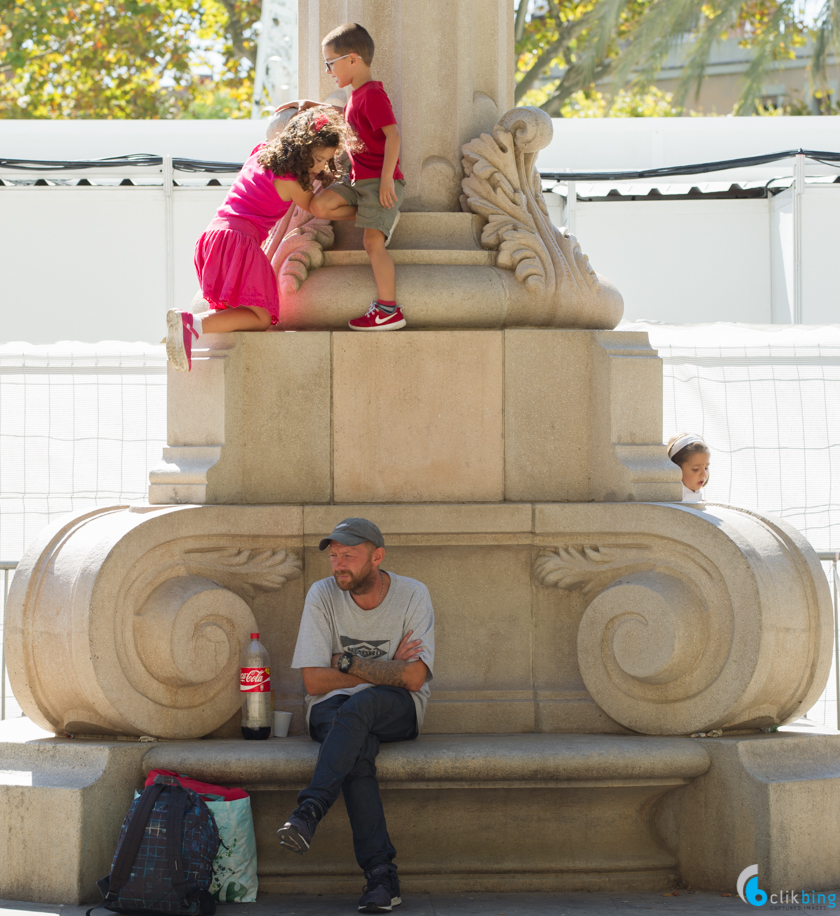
[182,547,303,601]
[461,126,549,293]
[460,106,623,328]
[534,544,655,597]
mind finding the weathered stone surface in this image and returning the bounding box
[0,718,146,905]
[144,733,709,893]
[536,502,833,736]
[5,723,839,899]
[333,332,504,503]
[145,732,711,786]
[260,147,622,332]
[332,212,485,252]
[7,502,830,740]
[303,502,533,537]
[504,330,592,502]
[269,262,511,331]
[589,333,677,501]
[298,0,513,214]
[460,107,624,330]
[657,730,840,892]
[5,505,303,738]
[151,332,332,505]
[149,330,682,506]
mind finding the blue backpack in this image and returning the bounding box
[93,774,220,916]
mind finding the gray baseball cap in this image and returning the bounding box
[319,517,385,551]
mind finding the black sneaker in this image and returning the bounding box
[276,802,319,854]
[358,865,401,913]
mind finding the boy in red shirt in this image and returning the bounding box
[305,23,406,330]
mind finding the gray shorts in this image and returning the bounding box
[331,176,405,237]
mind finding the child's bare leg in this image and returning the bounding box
[198,306,272,332]
[363,229,396,301]
[311,189,358,221]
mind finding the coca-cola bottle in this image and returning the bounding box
[240,632,271,740]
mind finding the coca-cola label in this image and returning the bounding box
[240,667,270,692]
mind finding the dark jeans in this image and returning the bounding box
[300,685,418,873]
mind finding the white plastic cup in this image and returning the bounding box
[273,711,293,737]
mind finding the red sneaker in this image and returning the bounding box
[348,303,407,331]
[166,309,199,372]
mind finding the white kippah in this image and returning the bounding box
[668,434,706,459]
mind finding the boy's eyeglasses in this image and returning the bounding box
[324,54,352,72]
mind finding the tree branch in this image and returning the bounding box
[0,47,58,75]
[514,11,596,104]
[218,0,257,67]
[515,0,529,43]
[540,57,617,116]
[515,35,568,103]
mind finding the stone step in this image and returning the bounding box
[331,211,485,251]
[322,248,495,267]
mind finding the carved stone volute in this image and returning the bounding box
[461,106,623,329]
[5,506,302,738]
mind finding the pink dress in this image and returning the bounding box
[194,144,296,325]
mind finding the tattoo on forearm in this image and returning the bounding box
[350,656,410,688]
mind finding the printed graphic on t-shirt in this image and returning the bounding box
[340,635,390,659]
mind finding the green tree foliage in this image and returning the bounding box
[560,85,683,117]
[515,0,652,114]
[516,0,840,116]
[0,0,260,118]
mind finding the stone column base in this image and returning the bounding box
[149,329,682,506]
[3,726,840,902]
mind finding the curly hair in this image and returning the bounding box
[257,107,345,193]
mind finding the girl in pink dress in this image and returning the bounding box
[166,107,345,372]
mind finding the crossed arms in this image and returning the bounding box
[301,630,428,695]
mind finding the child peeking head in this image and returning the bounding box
[667,433,710,503]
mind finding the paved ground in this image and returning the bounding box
[4,888,840,916]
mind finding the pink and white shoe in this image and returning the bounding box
[166,310,199,372]
[348,303,407,331]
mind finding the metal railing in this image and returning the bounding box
[1,561,17,720]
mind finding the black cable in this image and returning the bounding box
[2,147,840,180]
[0,154,243,173]
[805,157,840,170]
[0,154,162,171]
[539,148,840,182]
[172,158,243,173]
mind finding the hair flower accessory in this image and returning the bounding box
[313,113,329,131]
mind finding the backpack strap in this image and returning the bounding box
[107,781,166,900]
[164,786,191,905]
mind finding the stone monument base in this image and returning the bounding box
[2,720,840,903]
[148,329,682,507]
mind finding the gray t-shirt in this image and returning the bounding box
[291,571,435,728]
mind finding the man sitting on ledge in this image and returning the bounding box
[277,517,435,914]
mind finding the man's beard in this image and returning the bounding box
[333,566,373,592]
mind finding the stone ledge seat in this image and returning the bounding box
[143,733,711,789]
[141,733,712,895]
